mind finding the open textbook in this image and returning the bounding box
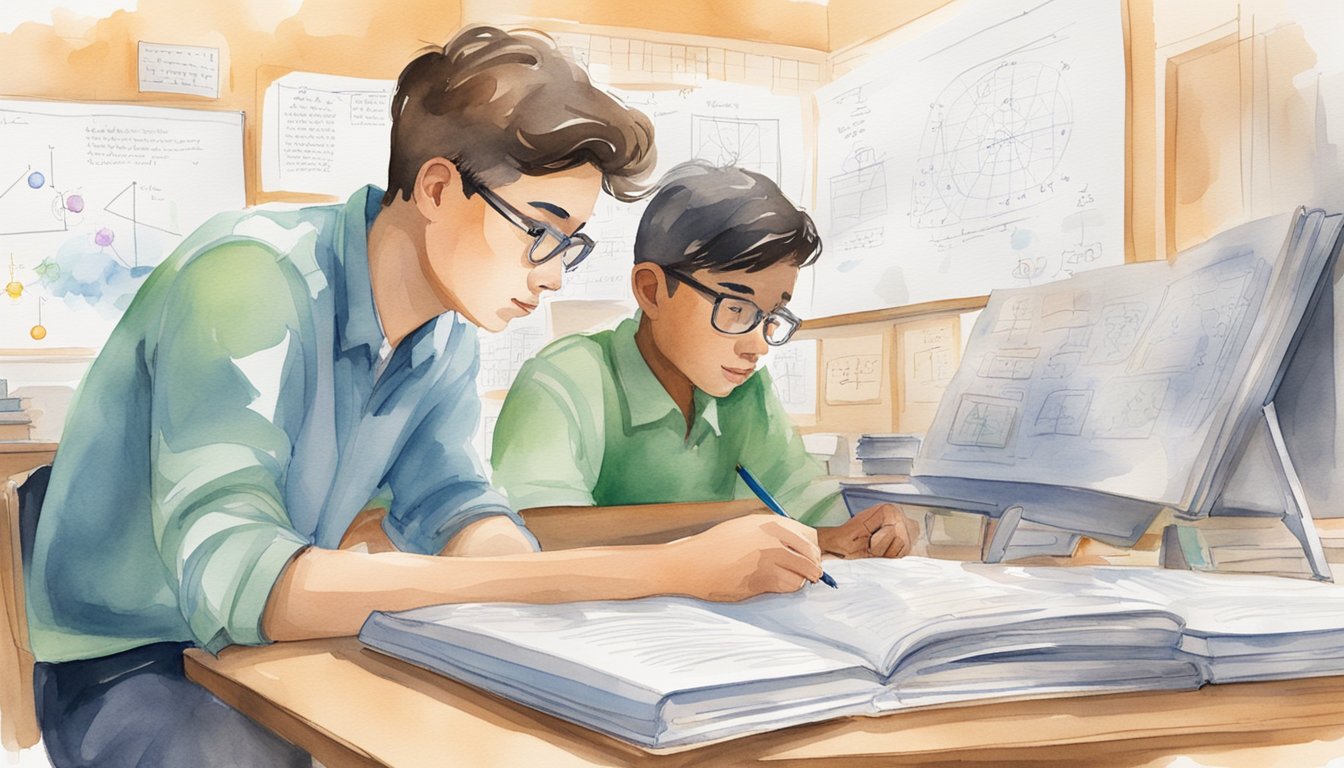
[844,208,1344,546]
[359,557,1344,748]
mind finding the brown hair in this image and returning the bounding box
[383,26,656,205]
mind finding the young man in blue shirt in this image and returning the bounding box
[26,28,824,767]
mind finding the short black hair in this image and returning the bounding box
[634,161,821,284]
[383,26,657,206]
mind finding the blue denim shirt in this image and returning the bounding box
[27,186,530,661]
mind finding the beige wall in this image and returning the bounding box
[0,0,471,205]
[462,0,829,51]
[826,0,952,54]
[1153,0,1342,257]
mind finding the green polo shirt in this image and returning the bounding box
[490,316,846,526]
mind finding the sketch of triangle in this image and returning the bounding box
[104,182,180,236]
[0,166,66,237]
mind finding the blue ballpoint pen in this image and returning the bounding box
[735,464,839,589]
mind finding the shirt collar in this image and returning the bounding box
[336,185,385,356]
[695,389,722,436]
[610,314,723,436]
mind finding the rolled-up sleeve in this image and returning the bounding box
[380,380,535,554]
[377,320,539,555]
[149,243,311,654]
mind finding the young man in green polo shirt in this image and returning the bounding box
[492,162,911,560]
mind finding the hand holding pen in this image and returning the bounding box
[736,464,839,589]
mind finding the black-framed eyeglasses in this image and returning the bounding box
[664,268,802,346]
[461,173,596,272]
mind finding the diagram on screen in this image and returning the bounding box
[691,115,782,184]
[767,347,809,407]
[102,181,180,271]
[4,256,56,341]
[478,323,548,391]
[991,296,1035,345]
[1090,301,1148,365]
[978,349,1039,380]
[948,394,1018,449]
[830,160,887,234]
[909,59,1072,229]
[1090,378,1168,439]
[0,151,83,237]
[1033,389,1092,436]
[1131,260,1263,427]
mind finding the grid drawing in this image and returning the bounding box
[691,116,782,184]
[910,60,1073,229]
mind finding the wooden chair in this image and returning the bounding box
[0,469,43,750]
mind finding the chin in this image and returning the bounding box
[697,377,738,398]
[478,313,510,333]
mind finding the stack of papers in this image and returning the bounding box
[855,434,922,476]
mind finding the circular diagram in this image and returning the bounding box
[910,60,1072,228]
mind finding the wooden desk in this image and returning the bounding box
[185,509,1344,767]
[0,442,55,481]
[185,638,1344,768]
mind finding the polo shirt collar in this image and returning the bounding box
[336,185,385,357]
[694,389,722,436]
[610,314,723,436]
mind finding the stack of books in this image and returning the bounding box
[855,433,921,476]
[1163,519,1344,579]
[0,380,31,441]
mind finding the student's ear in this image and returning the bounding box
[413,158,458,222]
[631,264,667,319]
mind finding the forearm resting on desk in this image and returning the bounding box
[261,513,823,640]
[520,498,769,550]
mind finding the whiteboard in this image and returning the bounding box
[803,0,1126,318]
[0,99,244,349]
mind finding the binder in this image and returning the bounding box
[843,208,1344,577]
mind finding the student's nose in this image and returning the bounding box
[737,326,769,359]
[532,255,565,294]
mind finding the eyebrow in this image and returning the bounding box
[718,281,755,295]
[529,201,571,220]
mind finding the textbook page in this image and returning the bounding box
[706,557,1183,676]
[0,99,244,349]
[913,211,1342,508]
[365,598,867,696]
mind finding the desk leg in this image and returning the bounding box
[982,506,1024,564]
[1264,403,1333,582]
